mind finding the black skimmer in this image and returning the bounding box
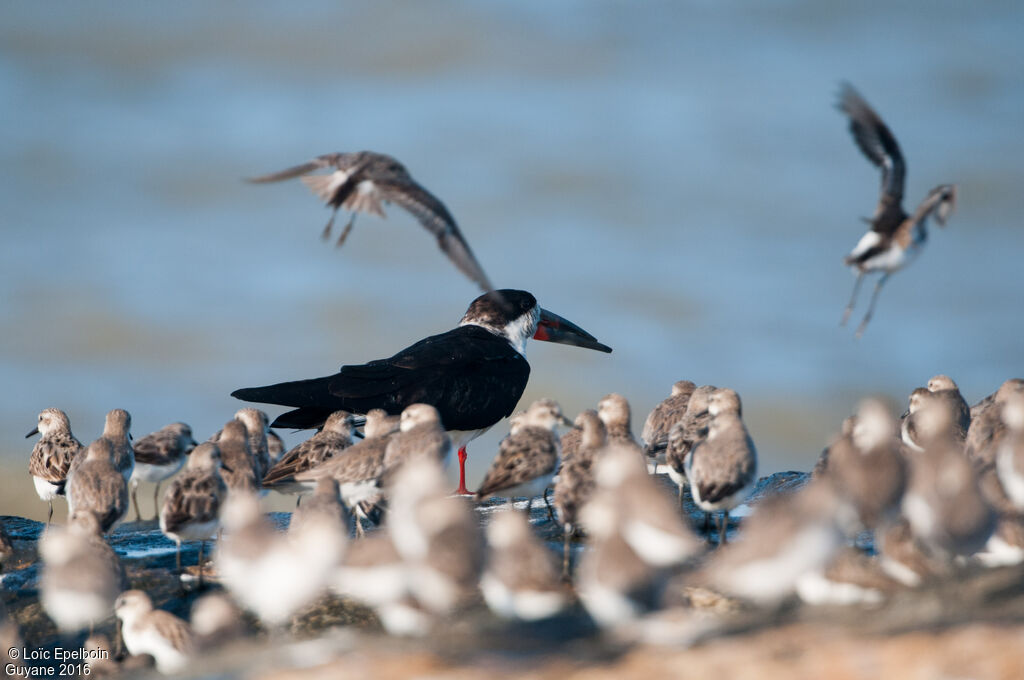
[837,83,958,338]
[247,150,495,292]
[231,289,612,495]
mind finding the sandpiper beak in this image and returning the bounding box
[559,414,574,428]
[26,427,39,438]
[532,308,612,353]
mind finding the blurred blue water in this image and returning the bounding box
[2,2,1023,503]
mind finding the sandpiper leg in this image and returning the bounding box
[197,541,205,589]
[175,541,183,590]
[841,272,865,327]
[115,618,123,657]
[335,213,357,248]
[47,501,53,525]
[131,481,141,522]
[295,496,302,509]
[454,446,471,495]
[718,511,730,546]
[320,209,338,241]
[562,526,572,580]
[153,482,161,520]
[703,511,711,537]
[525,497,534,515]
[355,516,365,539]
[856,273,889,339]
[543,488,555,522]
[677,485,684,509]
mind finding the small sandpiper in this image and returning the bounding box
[974,461,1024,568]
[824,398,907,533]
[877,518,947,587]
[267,429,286,466]
[130,422,197,521]
[294,408,399,536]
[114,590,195,674]
[247,150,495,292]
[381,403,452,483]
[288,476,350,537]
[476,398,571,512]
[664,384,718,508]
[594,444,703,568]
[576,490,664,627]
[216,419,261,494]
[190,592,249,652]
[481,508,568,620]
[701,481,843,607]
[39,511,128,634]
[234,407,272,479]
[967,379,1024,465]
[27,408,83,523]
[159,442,229,586]
[902,387,968,453]
[685,389,757,544]
[67,439,129,533]
[836,83,957,338]
[902,439,996,561]
[996,394,1024,511]
[263,410,356,499]
[387,457,484,617]
[217,492,344,629]
[641,380,696,465]
[970,378,1024,421]
[331,529,416,633]
[597,393,643,455]
[554,410,607,575]
[927,375,971,429]
[100,408,135,482]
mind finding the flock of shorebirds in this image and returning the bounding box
[0,83,980,675]
[7,375,1024,673]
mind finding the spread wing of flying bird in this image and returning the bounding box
[837,82,907,233]
[247,150,495,292]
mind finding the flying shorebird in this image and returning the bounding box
[247,150,494,292]
[232,289,612,495]
[836,83,958,338]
